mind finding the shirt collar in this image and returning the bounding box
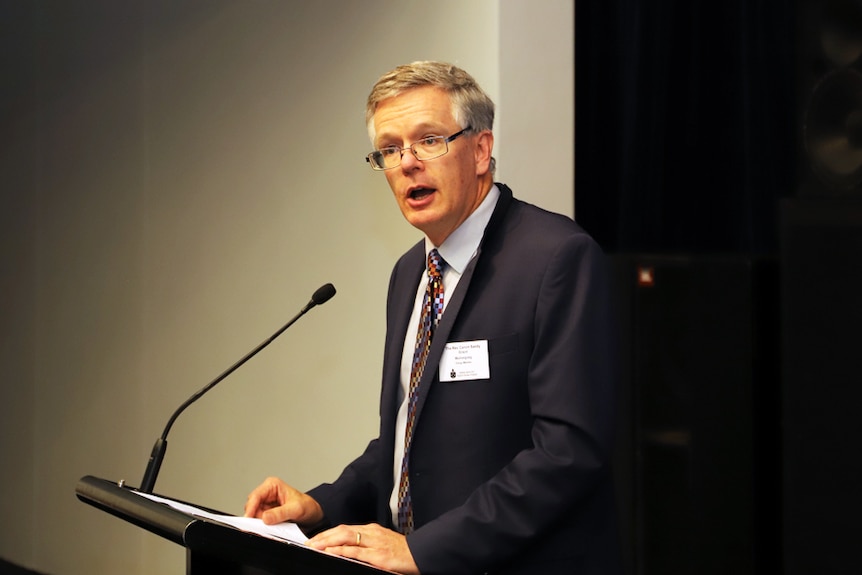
[424,184,501,274]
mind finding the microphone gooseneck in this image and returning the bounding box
[138,283,337,494]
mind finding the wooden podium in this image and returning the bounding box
[76,475,391,574]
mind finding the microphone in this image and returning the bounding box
[138,283,336,494]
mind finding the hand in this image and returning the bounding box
[308,523,419,575]
[243,476,324,527]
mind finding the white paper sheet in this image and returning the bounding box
[135,491,308,544]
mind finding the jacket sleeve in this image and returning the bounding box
[305,437,382,530]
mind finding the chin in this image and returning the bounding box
[406,216,438,237]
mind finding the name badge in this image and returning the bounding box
[439,340,490,382]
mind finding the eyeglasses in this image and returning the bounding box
[365,126,472,171]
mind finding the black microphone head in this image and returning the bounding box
[311,283,337,306]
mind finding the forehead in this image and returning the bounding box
[373,86,456,142]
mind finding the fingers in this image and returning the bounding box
[260,500,304,525]
[307,523,363,549]
[243,476,284,518]
[243,477,324,527]
[307,523,419,575]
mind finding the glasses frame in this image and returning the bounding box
[365,126,472,171]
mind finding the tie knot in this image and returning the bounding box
[427,249,443,280]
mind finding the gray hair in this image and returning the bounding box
[366,61,496,174]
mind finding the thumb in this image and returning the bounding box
[261,505,293,525]
[261,496,324,526]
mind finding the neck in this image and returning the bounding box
[427,178,495,247]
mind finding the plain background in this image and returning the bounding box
[0,1,575,574]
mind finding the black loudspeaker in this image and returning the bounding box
[611,255,779,575]
[780,199,862,575]
[798,0,862,196]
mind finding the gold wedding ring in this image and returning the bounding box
[356,531,362,546]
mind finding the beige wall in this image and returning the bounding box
[0,1,573,573]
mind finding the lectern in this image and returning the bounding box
[76,475,391,574]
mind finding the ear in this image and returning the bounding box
[474,130,495,176]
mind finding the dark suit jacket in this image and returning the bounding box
[308,184,621,575]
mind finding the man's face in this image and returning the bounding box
[372,86,493,246]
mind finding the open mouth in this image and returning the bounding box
[409,187,435,200]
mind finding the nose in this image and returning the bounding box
[399,146,423,170]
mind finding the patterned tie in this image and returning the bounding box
[397,249,444,534]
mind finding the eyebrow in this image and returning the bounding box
[375,123,447,147]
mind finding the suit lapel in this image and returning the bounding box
[391,243,426,357]
[380,241,425,426]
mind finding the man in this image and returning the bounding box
[245,61,620,575]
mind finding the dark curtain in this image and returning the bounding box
[575,0,797,255]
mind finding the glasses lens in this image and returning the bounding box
[368,149,396,170]
[379,147,402,169]
[412,136,447,161]
[367,151,385,170]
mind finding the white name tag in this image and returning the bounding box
[439,340,490,382]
